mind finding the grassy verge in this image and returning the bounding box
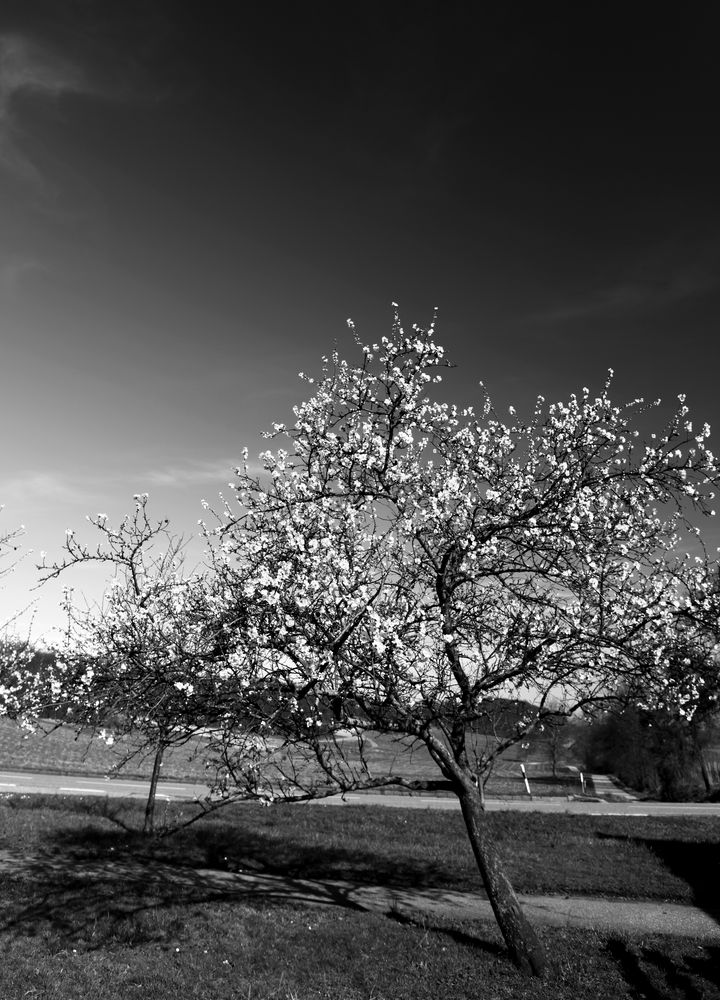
[2,794,720,903]
[2,796,720,998]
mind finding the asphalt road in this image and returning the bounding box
[3,769,720,815]
[329,792,720,816]
[0,769,209,802]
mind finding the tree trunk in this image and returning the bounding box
[143,743,166,835]
[458,784,546,977]
[699,749,714,795]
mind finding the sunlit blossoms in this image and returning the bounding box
[212,316,718,748]
[204,312,720,974]
[0,639,40,721]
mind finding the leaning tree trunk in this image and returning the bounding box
[143,743,166,835]
[458,783,546,977]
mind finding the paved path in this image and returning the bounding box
[0,849,717,940]
[371,885,720,940]
[589,773,638,801]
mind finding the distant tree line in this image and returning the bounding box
[581,705,720,800]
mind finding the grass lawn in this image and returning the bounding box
[3,794,719,903]
[3,897,718,1000]
[1,795,720,998]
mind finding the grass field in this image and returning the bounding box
[0,716,208,782]
[0,716,587,798]
[1,794,720,998]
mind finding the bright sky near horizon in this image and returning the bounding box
[1,3,720,643]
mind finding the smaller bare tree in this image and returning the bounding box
[40,496,242,832]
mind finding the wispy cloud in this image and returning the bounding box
[0,253,47,293]
[532,246,720,326]
[141,460,239,489]
[1,461,249,513]
[1,471,93,508]
[0,34,89,186]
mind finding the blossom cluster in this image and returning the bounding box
[205,319,720,768]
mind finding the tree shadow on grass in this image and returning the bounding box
[0,858,364,948]
[0,797,502,963]
[599,833,720,998]
[606,937,720,1000]
[596,832,720,917]
[66,794,143,833]
[43,812,474,893]
[2,792,147,833]
[0,853,500,962]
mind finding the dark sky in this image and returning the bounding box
[1,2,719,636]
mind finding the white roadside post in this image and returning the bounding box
[520,763,532,799]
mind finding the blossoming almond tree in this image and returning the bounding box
[211,313,717,976]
